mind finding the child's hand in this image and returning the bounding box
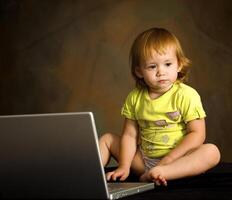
[106,167,130,181]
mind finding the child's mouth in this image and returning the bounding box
[158,80,167,84]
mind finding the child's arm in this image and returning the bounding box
[106,118,139,181]
[158,118,206,166]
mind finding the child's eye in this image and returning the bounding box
[147,64,157,69]
[165,63,172,67]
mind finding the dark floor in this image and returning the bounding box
[105,162,232,200]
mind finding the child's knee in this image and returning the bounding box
[203,143,221,165]
[99,133,118,146]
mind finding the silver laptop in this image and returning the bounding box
[0,112,154,199]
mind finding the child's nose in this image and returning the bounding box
[156,66,165,76]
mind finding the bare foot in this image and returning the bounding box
[140,166,167,186]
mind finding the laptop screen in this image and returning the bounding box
[0,112,109,199]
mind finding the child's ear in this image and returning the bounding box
[135,66,143,78]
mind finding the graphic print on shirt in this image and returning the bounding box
[154,120,168,127]
[161,135,170,144]
[166,110,181,121]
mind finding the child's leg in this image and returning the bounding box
[99,133,145,175]
[142,143,220,182]
[99,133,120,166]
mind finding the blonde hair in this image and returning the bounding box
[130,27,191,88]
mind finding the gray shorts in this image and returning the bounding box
[140,147,162,171]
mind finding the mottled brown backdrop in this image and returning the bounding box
[0,0,231,162]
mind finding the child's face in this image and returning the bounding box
[136,46,180,94]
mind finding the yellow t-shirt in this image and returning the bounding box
[121,82,206,158]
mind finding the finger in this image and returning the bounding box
[119,173,128,181]
[106,172,115,181]
[112,172,122,181]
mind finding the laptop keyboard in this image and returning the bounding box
[108,182,148,192]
